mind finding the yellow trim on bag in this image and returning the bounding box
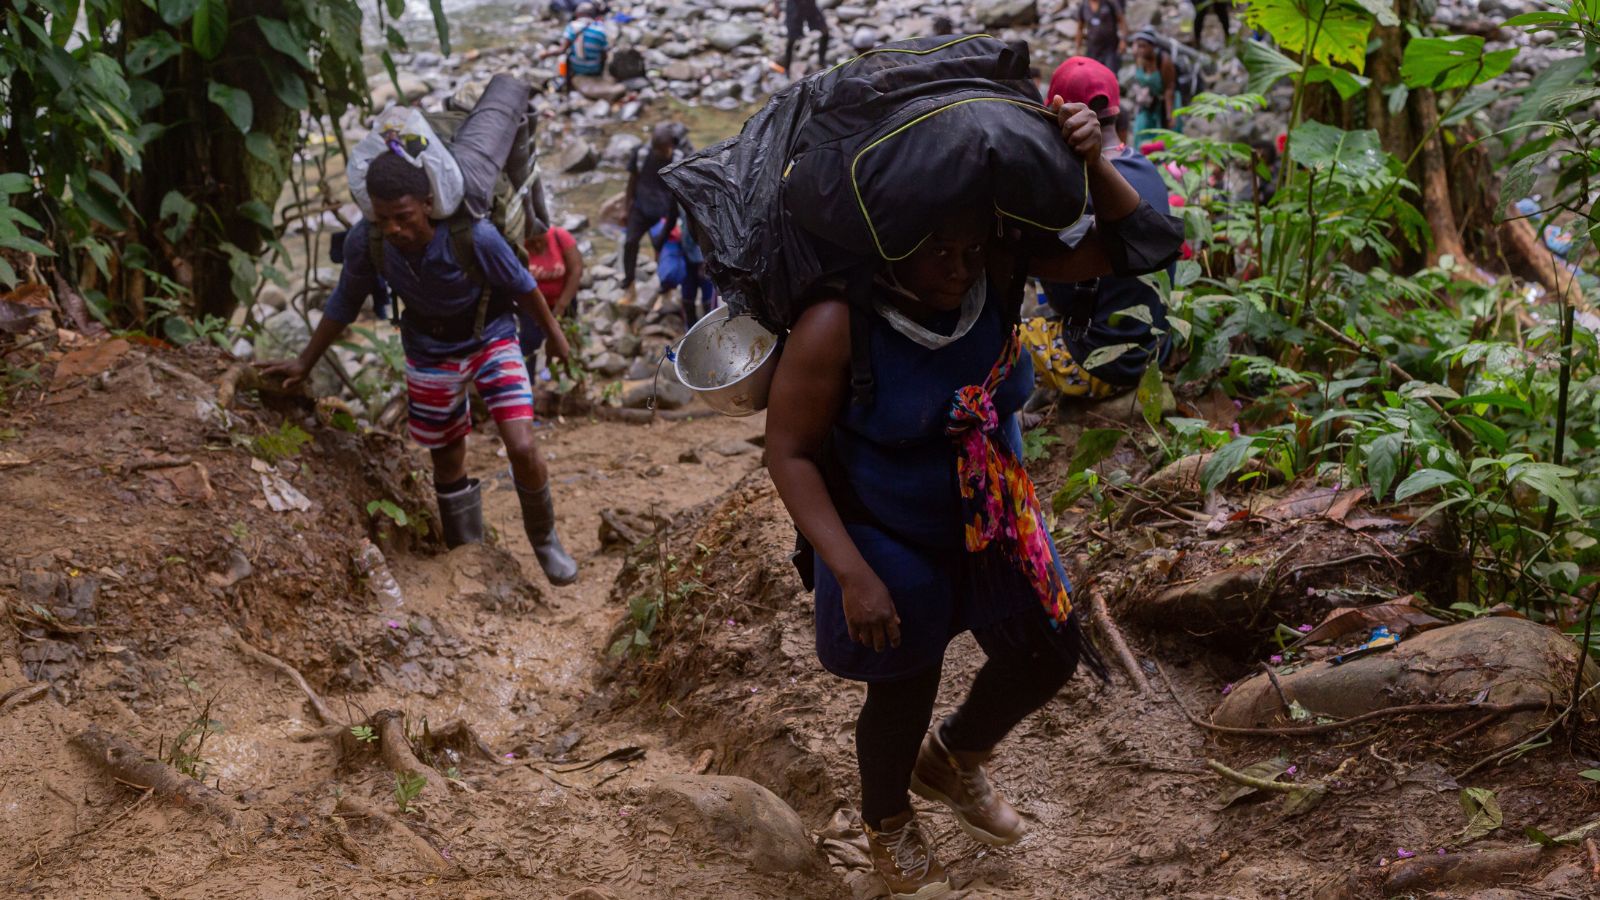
[825,34,995,75]
[849,98,1090,261]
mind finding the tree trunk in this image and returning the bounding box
[1414,88,1469,267]
[125,0,303,322]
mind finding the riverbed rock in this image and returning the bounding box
[662,60,697,81]
[603,132,644,167]
[974,0,1040,27]
[608,47,647,81]
[643,775,818,874]
[558,140,600,175]
[369,72,432,108]
[1213,617,1600,749]
[706,22,762,52]
[622,367,693,410]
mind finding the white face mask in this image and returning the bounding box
[873,272,986,350]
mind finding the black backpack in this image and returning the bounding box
[662,35,1089,403]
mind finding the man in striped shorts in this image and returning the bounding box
[257,152,579,586]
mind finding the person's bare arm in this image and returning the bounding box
[513,288,570,361]
[555,241,584,315]
[766,301,901,651]
[255,316,349,390]
[1023,101,1145,283]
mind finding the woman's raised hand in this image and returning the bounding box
[1050,97,1103,167]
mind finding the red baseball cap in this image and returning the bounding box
[1047,57,1120,119]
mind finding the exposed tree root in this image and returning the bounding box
[1085,586,1149,694]
[70,726,239,828]
[1383,845,1548,893]
[373,709,455,798]
[333,795,448,873]
[0,682,49,715]
[1156,661,1547,737]
[230,630,339,726]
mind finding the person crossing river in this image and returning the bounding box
[257,151,580,586]
[765,99,1181,898]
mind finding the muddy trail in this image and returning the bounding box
[1,345,1598,900]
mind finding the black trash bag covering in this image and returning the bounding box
[662,34,1090,331]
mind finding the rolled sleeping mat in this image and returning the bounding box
[450,74,532,220]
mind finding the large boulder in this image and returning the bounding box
[706,21,762,52]
[643,775,818,874]
[1213,617,1600,749]
[603,132,644,168]
[973,0,1039,27]
[558,139,600,175]
[368,72,431,108]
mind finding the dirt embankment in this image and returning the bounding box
[0,342,836,898]
[5,342,1600,900]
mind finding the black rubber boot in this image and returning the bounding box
[515,479,579,586]
[436,479,485,549]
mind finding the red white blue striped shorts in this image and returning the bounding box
[404,338,535,449]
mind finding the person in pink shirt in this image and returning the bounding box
[516,219,585,358]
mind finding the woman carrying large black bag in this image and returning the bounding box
[765,99,1181,899]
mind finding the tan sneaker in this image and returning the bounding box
[863,810,952,899]
[910,722,1025,847]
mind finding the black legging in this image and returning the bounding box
[620,205,674,289]
[855,614,1088,830]
[1195,0,1231,41]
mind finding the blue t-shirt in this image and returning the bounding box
[324,219,537,361]
[1043,146,1174,386]
[563,19,609,76]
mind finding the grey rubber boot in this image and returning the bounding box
[436,479,485,548]
[515,479,579,586]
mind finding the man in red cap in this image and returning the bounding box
[1024,57,1175,398]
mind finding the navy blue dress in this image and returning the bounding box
[813,287,1076,682]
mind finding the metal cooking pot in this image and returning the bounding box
[672,306,781,417]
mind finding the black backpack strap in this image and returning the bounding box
[845,266,876,407]
[446,215,495,340]
[367,226,402,324]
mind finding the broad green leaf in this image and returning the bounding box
[1305,64,1371,100]
[1242,0,1374,71]
[1068,428,1125,476]
[1210,757,1291,810]
[0,234,55,256]
[1394,468,1460,501]
[1201,437,1256,495]
[48,0,79,44]
[159,189,197,242]
[1082,342,1140,370]
[74,180,125,230]
[1447,391,1532,414]
[1401,36,1517,91]
[0,173,31,195]
[1580,769,1600,782]
[1282,784,1326,816]
[264,59,309,110]
[385,24,408,51]
[1137,363,1165,430]
[207,81,253,133]
[1497,155,1544,218]
[1175,259,1201,288]
[255,17,312,69]
[0,257,16,289]
[1347,0,1398,26]
[1510,462,1582,520]
[223,243,257,302]
[1458,787,1502,842]
[1504,10,1572,25]
[237,200,274,231]
[245,132,276,163]
[385,0,404,16]
[158,0,200,26]
[1242,40,1301,96]
[1365,432,1403,501]
[192,0,229,60]
[1288,121,1386,180]
[1386,84,1409,116]
[127,32,182,74]
[429,0,451,55]
[1455,415,1509,452]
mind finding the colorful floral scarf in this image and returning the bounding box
[946,329,1072,623]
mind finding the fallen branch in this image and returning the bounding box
[70,726,239,828]
[214,363,254,410]
[1156,662,1546,737]
[1207,758,1321,794]
[230,631,339,727]
[0,682,48,715]
[1085,586,1150,694]
[334,795,448,873]
[1587,837,1599,882]
[373,710,453,798]
[1383,844,1547,893]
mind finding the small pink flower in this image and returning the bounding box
[504,752,516,759]
[1269,654,1283,665]
[750,686,760,693]
[1221,683,1234,696]
[1297,624,1314,633]
[725,618,737,626]
[1436,848,1447,855]
[1231,423,1242,437]
[1285,765,1298,776]
[1396,848,1415,860]
[386,619,401,628]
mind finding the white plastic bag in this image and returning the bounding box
[348,106,464,220]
